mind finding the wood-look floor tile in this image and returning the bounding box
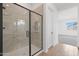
[39,44,79,56]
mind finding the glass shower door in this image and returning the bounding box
[3,3,29,56]
[3,3,43,56]
[31,12,43,55]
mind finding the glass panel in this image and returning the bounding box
[31,12,42,55]
[3,3,29,56]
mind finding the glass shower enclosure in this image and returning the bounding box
[2,3,43,56]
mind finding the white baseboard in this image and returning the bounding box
[44,49,48,53]
[43,45,52,53]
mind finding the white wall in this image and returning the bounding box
[58,6,79,46]
[52,11,59,47]
[43,4,58,52]
[58,7,78,36]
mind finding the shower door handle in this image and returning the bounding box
[26,31,29,37]
[3,27,6,29]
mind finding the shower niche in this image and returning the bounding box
[2,3,43,56]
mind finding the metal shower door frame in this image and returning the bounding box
[0,3,43,56]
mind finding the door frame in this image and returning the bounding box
[0,3,3,56]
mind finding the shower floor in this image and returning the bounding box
[3,45,39,56]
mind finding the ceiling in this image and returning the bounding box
[29,3,42,10]
[53,3,79,11]
[29,3,79,11]
[4,3,79,12]
[18,3,42,10]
